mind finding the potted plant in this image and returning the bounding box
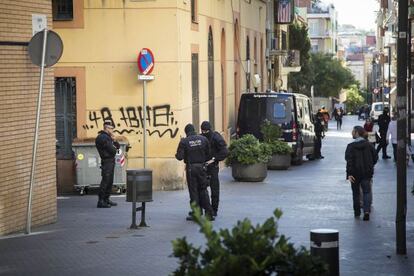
[172,207,328,275]
[226,134,272,182]
[261,120,293,170]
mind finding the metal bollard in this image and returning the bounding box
[310,229,339,276]
[126,169,153,229]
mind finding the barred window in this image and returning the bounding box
[55,77,77,159]
[52,0,74,21]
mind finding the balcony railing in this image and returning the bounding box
[283,50,300,67]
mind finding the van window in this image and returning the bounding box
[303,101,310,121]
[273,102,287,119]
[374,104,383,111]
[296,100,304,120]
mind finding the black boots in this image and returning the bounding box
[97,200,111,208]
[106,199,118,206]
[97,198,117,208]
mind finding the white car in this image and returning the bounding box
[370,102,389,121]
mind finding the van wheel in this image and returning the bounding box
[292,146,304,165]
[307,154,315,161]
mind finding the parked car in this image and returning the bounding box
[236,92,316,164]
[370,102,389,121]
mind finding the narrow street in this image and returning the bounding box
[0,116,413,276]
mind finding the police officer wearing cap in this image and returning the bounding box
[200,121,228,217]
[95,121,120,208]
[175,123,215,221]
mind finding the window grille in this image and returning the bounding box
[55,77,77,159]
[52,0,74,21]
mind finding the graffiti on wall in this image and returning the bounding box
[82,104,179,139]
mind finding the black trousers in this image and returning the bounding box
[186,164,213,215]
[207,164,220,213]
[99,159,115,201]
[376,131,388,157]
[314,136,322,158]
[392,143,397,161]
[351,178,372,214]
[337,118,342,130]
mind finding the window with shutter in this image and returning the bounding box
[208,27,215,129]
[55,77,77,160]
[191,53,200,130]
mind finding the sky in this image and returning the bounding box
[321,0,379,31]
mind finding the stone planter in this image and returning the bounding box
[231,162,267,182]
[268,154,291,170]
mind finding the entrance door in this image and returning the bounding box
[55,77,77,194]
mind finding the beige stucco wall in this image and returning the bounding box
[54,0,267,190]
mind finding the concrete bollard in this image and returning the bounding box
[310,229,339,276]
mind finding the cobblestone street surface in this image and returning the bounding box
[0,116,413,276]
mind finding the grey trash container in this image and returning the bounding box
[72,140,128,195]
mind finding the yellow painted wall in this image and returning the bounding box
[55,0,267,190]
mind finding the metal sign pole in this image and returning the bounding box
[396,0,408,255]
[143,80,147,169]
[26,28,48,234]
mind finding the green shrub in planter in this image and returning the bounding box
[171,206,328,276]
[260,119,282,143]
[225,134,272,166]
[268,140,293,155]
[260,120,292,155]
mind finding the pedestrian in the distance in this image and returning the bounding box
[386,114,397,161]
[345,126,378,221]
[335,107,343,130]
[376,107,391,159]
[314,112,325,159]
[200,121,228,217]
[363,118,376,146]
[175,124,215,221]
[95,121,120,208]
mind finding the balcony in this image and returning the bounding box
[282,50,301,74]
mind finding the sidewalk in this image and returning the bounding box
[0,116,413,276]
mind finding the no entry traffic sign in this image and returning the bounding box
[137,48,154,75]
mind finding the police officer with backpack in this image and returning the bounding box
[200,121,228,217]
[176,124,215,221]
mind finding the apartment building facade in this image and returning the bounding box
[52,0,268,191]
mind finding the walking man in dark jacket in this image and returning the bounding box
[376,107,391,159]
[176,124,215,221]
[200,121,228,217]
[314,112,325,159]
[95,121,120,208]
[345,126,378,221]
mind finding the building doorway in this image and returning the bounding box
[55,77,77,194]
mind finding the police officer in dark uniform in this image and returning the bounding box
[200,121,228,217]
[376,107,391,159]
[314,112,325,159]
[175,124,214,221]
[95,121,120,208]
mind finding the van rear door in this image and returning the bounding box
[237,95,267,140]
[266,96,294,142]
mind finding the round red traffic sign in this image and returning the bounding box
[373,88,380,95]
[137,48,154,75]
